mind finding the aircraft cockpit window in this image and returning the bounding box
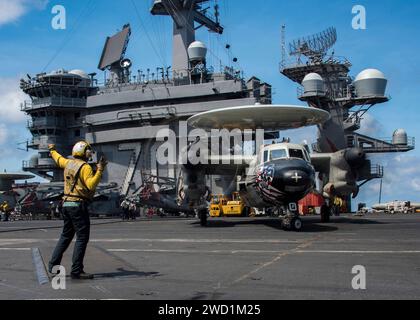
[289,148,305,160]
[270,149,288,160]
[303,150,311,162]
[264,150,269,163]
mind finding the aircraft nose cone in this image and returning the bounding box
[256,158,316,205]
[285,170,311,186]
[272,169,312,190]
[268,159,315,193]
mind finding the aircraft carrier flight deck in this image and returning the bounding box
[1,213,419,300]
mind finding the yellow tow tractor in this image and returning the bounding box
[210,192,249,217]
[209,194,228,217]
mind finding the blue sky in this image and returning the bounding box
[0,0,419,207]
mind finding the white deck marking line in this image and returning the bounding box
[92,239,302,244]
[297,250,420,254]
[107,249,420,254]
[108,249,289,254]
[4,238,420,244]
[5,248,417,254]
[0,243,35,247]
[96,238,420,244]
[0,239,39,246]
[0,238,303,244]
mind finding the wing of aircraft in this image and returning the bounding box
[311,148,369,201]
[310,153,331,173]
[199,155,255,176]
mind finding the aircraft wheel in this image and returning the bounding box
[291,217,303,232]
[281,217,292,231]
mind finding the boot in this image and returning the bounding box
[71,272,94,280]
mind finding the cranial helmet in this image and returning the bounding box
[72,141,92,159]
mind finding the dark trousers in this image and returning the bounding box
[122,208,129,220]
[49,204,90,275]
[129,210,136,220]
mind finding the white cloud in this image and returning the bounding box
[357,153,420,206]
[0,124,8,144]
[351,115,420,206]
[0,77,28,123]
[358,113,385,137]
[0,78,30,173]
[410,178,420,191]
[0,0,26,26]
[0,0,48,27]
[0,122,33,172]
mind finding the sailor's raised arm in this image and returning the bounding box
[48,144,69,169]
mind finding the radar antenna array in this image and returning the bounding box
[289,27,337,61]
[98,24,132,71]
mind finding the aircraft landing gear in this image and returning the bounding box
[282,216,303,231]
[281,203,303,232]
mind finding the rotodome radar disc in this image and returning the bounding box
[187,105,331,131]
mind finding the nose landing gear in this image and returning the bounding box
[281,202,303,232]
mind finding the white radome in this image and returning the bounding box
[355,69,386,81]
[393,129,408,145]
[302,73,323,82]
[69,69,90,79]
[188,41,207,62]
[394,129,407,135]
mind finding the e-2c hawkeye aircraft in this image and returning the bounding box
[182,105,367,231]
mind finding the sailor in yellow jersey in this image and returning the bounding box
[1,201,11,222]
[48,141,107,280]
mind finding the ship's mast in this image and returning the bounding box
[151,0,223,77]
[280,27,415,210]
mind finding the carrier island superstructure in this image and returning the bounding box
[19,1,272,213]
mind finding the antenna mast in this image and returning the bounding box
[289,27,337,63]
[151,0,223,77]
[281,24,286,70]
